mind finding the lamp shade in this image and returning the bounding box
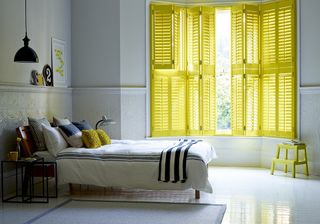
[14,0,39,63]
[14,36,39,63]
[95,116,116,129]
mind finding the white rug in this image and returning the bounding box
[24,199,226,224]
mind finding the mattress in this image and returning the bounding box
[56,139,217,193]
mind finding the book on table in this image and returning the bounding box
[282,140,305,146]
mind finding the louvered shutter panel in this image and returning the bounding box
[151,5,187,137]
[151,73,170,136]
[261,0,296,138]
[170,73,187,136]
[231,5,245,136]
[261,2,277,137]
[151,5,174,69]
[277,0,295,138]
[244,5,260,136]
[187,7,201,135]
[201,6,216,135]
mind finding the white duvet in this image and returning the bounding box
[56,139,217,193]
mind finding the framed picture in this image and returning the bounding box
[51,38,67,87]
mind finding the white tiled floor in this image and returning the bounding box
[1,167,320,224]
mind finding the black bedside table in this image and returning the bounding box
[1,157,54,203]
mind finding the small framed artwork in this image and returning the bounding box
[51,38,67,87]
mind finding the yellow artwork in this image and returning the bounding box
[52,38,67,86]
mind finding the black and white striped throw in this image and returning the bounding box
[158,139,201,183]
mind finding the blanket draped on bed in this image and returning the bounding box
[158,139,201,183]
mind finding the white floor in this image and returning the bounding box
[1,167,320,224]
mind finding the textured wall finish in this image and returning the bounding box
[0,86,72,162]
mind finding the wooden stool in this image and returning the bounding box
[271,143,309,178]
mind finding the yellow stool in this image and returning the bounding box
[271,143,309,178]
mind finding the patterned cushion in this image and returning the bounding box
[82,130,102,148]
[53,116,71,126]
[42,125,68,156]
[72,120,93,131]
[96,129,111,145]
[59,124,83,148]
[28,117,51,151]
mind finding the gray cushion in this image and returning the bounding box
[72,120,93,131]
[28,117,51,151]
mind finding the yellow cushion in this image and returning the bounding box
[81,130,102,148]
[96,129,111,145]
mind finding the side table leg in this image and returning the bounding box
[304,149,309,176]
[284,148,288,173]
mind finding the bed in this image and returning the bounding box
[17,126,217,199]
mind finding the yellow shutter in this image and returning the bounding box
[244,5,260,136]
[152,73,170,136]
[201,6,216,135]
[261,2,277,137]
[151,5,187,137]
[187,7,201,135]
[277,0,295,138]
[231,5,245,136]
[261,0,296,138]
[151,5,174,69]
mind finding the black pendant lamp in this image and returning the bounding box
[14,0,39,63]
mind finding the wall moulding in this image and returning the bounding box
[0,83,72,94]
[299,86,320,95]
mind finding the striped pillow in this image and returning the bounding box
[28,117,51,151]
[59,124,83,148]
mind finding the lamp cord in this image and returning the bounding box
[25,0,27,35]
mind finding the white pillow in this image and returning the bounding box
[42,124,68,156]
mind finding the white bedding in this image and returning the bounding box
[56,140,217,193]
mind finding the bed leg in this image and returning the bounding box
[69,183,73,194]
[195,190,200,199]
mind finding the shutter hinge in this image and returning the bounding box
[243,9,246,14]
[187,125,189,130]
[172,10,174,14]
[243,59,246,64]
[200,126,203,131]
[199,11,202,16]
[200,75,203,79]
[243,126,246,131]
[243,74,246,79]
[172,60,175,65]
[200,60,202,65]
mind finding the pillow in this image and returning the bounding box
[53,116,71,126]
[96,129,111,145]
[42,125,68,156]
[82,130,102,148]
[59,124,83,148]
[72,120,93,131]
[28,117,51,151]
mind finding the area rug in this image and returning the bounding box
[24,199,226,224]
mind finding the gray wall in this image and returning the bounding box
[0,0,71,86]
[71,0,120,87]
[300,0,320,86]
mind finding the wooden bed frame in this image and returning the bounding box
[17,126,201,199]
